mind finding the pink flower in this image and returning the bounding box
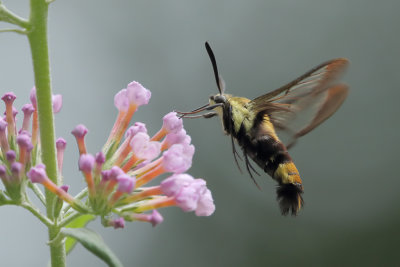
[114,82,151,111]
[2,92,16,104]
[162,143,194,173]
[162,112,183,134]
[126,81,151,107]
[114,89,130,111]
[175,185,200,212]
[130,132,161,160]
[160,174,195,196]
[125,122,147,139]
[195,189,215,216]
[21,104,35,116]
[163,129,191,148]
[160,175,215,216]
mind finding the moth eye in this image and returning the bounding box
[214,95,226,103]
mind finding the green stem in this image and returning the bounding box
[27,1,65,266]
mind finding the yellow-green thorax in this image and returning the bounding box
[210,94,256,134]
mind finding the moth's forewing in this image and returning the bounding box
[247,58,349,148]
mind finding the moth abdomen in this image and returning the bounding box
[250,134,304,215]
[255,135,283,161]
[276,183,304,216]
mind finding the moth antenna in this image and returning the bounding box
[205,42,224,94]
[219,75,226,94]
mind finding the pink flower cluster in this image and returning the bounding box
[24,81,215,228]
[0,89,62,202]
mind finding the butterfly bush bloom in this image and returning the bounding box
[4,81,215,228]
[0,89,63,202]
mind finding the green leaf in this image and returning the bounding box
[61,227,123,267]
[64,214,95,254]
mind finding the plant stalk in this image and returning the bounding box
[27,1,65,266]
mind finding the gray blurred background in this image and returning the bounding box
[0,0,399,266]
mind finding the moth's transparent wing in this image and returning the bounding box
[271,84,348,148]
[246,58,349,148]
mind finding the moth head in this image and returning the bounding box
[209,94,227,105]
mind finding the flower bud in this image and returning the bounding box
[116,174,135,194]
[71,124,88,139]
[27,165,48,184]
[6,150,16,163]
[79,154,95,172]
[149,210,163,227]
[52,94,62,113]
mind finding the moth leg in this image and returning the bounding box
[231,135,243,173]
[203,112,218,118]
[179,112,217,119]
[226,105,243,172]
[243,151,261,189]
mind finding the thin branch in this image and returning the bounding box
[63,188,87,213]
[73,188,88,201]
[0,3,29,29]
[21,202,53,227]
[28,182,46,205]
[0,28,27,35]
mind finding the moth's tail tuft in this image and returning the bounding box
[276,183,304,216]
